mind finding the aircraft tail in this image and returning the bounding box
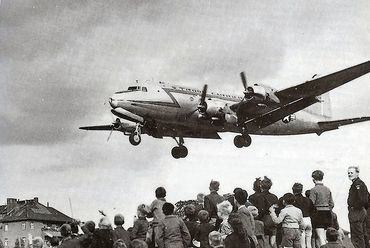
[303,93,332,119]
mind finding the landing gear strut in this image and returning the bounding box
[171,137,188,159]
[234,128,252,148]
[129,123,142,146]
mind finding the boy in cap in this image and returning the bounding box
[320,228,345,248]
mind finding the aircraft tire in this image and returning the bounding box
[234,135,245,148]
[171,146,181,159]
[129,132,141,146]
[179,146,188,158]
[243,134,252,147]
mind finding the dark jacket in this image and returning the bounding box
[348,177,369,209]
[184,219,200,246]
[195,222,215,248]
[204,192,224,219]
[224,232,249,248]
[320,241,345,248]
[252,191,278,220]
[293,194,314,217]
[91,229,114,248]
[113,226,130,247]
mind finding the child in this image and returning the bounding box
[208,231,224,248]
[320,228,345,248]
[248,205,266,248]
[269,193,303,248]
[217,201,233,240]
[184,204,200,247]
[195,210,215,248]
[131,204,150,241]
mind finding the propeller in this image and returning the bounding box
[185,84,209,119]
[240,71,248,91]
[107,118,121,142]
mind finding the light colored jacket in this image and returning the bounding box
[270,205,303,229]
[310,183,334,211]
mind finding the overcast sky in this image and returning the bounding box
[1,0,370,231]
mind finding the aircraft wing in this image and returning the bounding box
[275,60,370,104]
[317,116,370,133]
[79,125,114,131]
[240,61,370,132]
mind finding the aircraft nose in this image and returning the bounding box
[109,97,118,108]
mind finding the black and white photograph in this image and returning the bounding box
[1,1,370,248]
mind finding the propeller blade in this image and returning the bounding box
[107,129,113,142]
[240,72,247,91]
[200,84,208,105]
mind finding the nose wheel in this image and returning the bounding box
[129,123,142,146]
[171,137,188,159]
[234,134,252,148]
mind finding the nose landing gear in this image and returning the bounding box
[171,137,188,159]
[129,123,142,146]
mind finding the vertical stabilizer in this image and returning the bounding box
[303,93,332,119]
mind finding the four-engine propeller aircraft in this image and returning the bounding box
[80,61,370,158]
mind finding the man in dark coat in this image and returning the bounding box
[204,180,224,225]
[347,166,369,248]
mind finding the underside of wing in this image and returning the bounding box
[275,61,370,104]
[317,116,370,133]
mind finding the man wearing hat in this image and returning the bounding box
[347,166,369,248]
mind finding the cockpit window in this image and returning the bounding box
[115,86,148,94]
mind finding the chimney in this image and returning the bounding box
[47,202,49,207]
[6,198,17,214]
[33,197,39,203]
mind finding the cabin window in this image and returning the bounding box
[142,87,148,92]
[30,222,34,229]
[4,224,8,232]
[127,86,141,91]
[22,223,26,230]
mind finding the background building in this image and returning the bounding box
[0,197,73,247]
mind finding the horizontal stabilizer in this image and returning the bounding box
[317,117,370,133]
[79,125,113,131]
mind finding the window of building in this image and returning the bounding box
[30,222,34,229]
[4,238,8,246]
[22,222,26,230]
[4,224,8,232]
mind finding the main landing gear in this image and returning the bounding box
[171,137,188,159]
[233,129,252,148]
[129,124,142,146]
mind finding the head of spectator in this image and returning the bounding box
[184,204,197,220]
[282,193,295,206]
[312,170,324,183]
[137,204,150,218]
[131,239,148,248]
[99,216,112,230]
[305,189,310,198]
[292,183,303,195]
[348,166,360,181]
[233,187,242,194]
[261,176,273,192]
[49,236,59,247]
[114,214,125,226]
[60,224,72,238]
[253,178,262,193]
[113,239,127,248]
[247,205,259,218]
[209,180,220,192]
[162,202,175,216]
[155,187,166,199]
[217,200,233,220]
[208,231,223,248]
[198,210,210,224]
[33,237,44,248]
[326,227,339,242]
[197,193,205,204]
[228,213,246,241]
[70,221,79,237]
[81,221,95,235]
[234,189,247,207]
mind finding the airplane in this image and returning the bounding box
[80,61,370,159]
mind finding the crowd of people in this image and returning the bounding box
[26,166,369,248]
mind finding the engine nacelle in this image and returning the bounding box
[250,85,267,100]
